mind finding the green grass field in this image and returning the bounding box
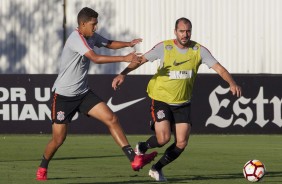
[0,134,281,184]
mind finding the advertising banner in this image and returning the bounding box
[0,74,281,134]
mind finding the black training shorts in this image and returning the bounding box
[150,99,191,125]
[51,90,103,124]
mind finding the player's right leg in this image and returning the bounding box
[37,92,79,181]
[135,119,171,155]
[36,123,68,180]
[136,99,172,155]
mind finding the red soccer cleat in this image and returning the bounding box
[36,167,47,181]
[131,151,158,171]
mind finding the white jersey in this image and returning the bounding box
[52,29,109,96]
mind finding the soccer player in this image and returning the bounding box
[112,17,242,182]
[36,7,157,181]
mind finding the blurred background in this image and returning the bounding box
[0,0,281,134]
[1,0,282,75]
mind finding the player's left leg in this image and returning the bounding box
[85,97,157,171]
[149,102,192,181]
[136,99,172,155]
[156,123,191,167]
[149,123,191,181]
[77,90,157,171]
[87,101,129,147]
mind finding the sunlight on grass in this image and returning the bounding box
[0,134,281,184]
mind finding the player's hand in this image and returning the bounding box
[112,74,125,90]
[132,55,144,64]
[130,38,142,47]
[124,52,143,64]
[124,51,138,62]
[230,84,242,97]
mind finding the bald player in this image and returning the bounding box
[112,17,242,182]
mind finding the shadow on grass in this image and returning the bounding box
[66,171,282,184]
[0,155,124,162]
[53,155,124,161]
[168,171,282,183]
[67,179,157,184]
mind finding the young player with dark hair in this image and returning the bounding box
[36,7,157,181]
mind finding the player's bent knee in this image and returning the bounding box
[176,141,188,149]
[105,113,119,127]
[157,137,171,146]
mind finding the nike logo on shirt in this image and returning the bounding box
[173,59,190,66]
[107,97,146,112]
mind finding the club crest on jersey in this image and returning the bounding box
[57,111,65,121]
[165,45,173,50]
[157,110,165,119]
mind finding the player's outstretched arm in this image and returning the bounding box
[84,50,137,64]
[106,38,142,49]
[112,55,147,90]
[211,62,242,97]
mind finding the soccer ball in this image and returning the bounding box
[243,160,266,182]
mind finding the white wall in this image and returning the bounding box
[0,0,63,74]
[1,0,281,74]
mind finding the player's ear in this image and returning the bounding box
[78,21,83,27]
[79,20,87,27]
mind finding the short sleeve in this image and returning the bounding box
[200,46,218,68]
[68,31,91,56]
[91,33,110,48]
[144,42,164,62]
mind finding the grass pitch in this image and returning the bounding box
[0,134,281,184]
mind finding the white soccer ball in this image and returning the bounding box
[243,160,266,182]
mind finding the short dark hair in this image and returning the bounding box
[175,17,192,30]
[77,7,99,25]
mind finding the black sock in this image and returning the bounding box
[39,155,50,169]
[122,145,136,162]
[154,144,184,171]
[140,135,162,153]
[164,143,176,153]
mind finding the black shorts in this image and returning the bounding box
[51,90,103,124]
[150,99,191,129]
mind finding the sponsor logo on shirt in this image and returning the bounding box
[173,59,190,66]
[169,70,193,79]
